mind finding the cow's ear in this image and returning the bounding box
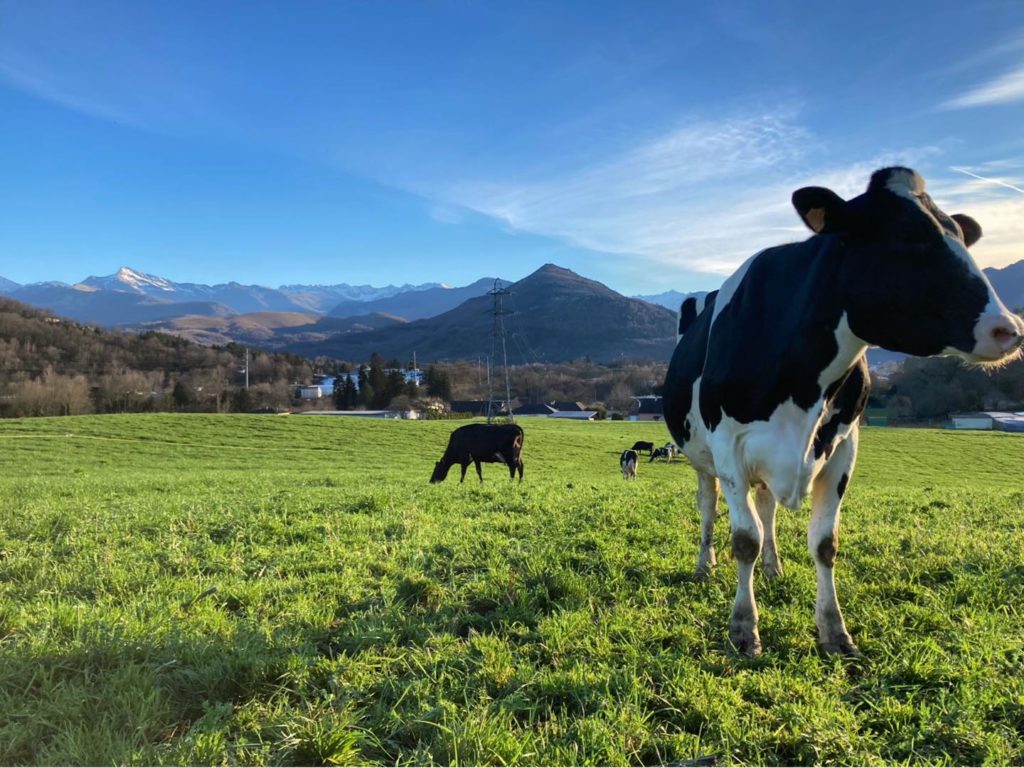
[678,297,697,337]
[951,214,982,247]
[792,186,849,234]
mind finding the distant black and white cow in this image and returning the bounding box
[649,446,672,462]
[663,167,1023,656]
[430,423,524,483]
[620,449,639,480]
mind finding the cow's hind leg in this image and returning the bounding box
[474,459,484,483]
[809,432,859,656]
[517,460,523,481]
[721,475,763,656]
[754,484,783,579]
[695,471,720,579]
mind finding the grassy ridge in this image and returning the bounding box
[0,415,1022,765]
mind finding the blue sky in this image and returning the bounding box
[2,1,1024,295]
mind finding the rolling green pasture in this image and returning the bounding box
[0,414,1022,765]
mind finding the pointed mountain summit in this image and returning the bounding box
[81,267,177,295]
[287,263,678,362]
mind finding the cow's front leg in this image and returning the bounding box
[695,471,720,579]
[721,476,763,656]
[754,484,783,579]
[809,432,858,656]
[459,462,469,483]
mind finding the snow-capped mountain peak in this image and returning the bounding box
[81,267,178,295]
[116,267,176,292]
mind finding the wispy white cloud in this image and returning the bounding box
[428,112,959,281]
[931,162,1024,270]
[934,28,1024,76]
[946,195,1024,269]
[434,111,815,276]
[942,66,1024,109]
[428,204,466,225]
[950,166,1024,194]
[0,59,143,127]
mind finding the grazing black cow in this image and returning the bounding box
[631,441,655,456]
[430,423,524,483]
[663,167,1023,657]
[620,449,638,480]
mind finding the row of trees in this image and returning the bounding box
[5,291,1019,422]
[330,354,452,410]
[319,350,1024,424]
[873,354,1024,421]
[313,354,663,416]
[395,358,665,408]
[0,299,313,418]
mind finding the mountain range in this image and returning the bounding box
[633,289,690,310]
[286,264,678,363]
[1,259,1022,364]
[982,261,1024,311]
[141,311,408,349]
[326,277,499,320]
[0,267,479,324]
[82,267,444,311]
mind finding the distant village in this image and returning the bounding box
[290,365,1024,433]
[294,369,665,422]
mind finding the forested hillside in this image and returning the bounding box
[0,298,311,417]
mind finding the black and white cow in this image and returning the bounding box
[649,446,672,462]
[663,167,1023,657]
[620,449,639,480]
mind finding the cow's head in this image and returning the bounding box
[792,167,1023,364]
[430,460,450,483]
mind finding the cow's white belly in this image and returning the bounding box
[681,392,855,510]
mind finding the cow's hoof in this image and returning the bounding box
[763,561,783,579]
[729,629,762,657]
[819,638,860,658]
[694,566,712,582]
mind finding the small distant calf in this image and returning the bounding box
[430,423,524,483]
[620,449,638,480]
[631,441,655,456]
[649,446,675,462]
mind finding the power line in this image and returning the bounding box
[507,289,543,366]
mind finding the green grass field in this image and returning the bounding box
[1,414,1022,765]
